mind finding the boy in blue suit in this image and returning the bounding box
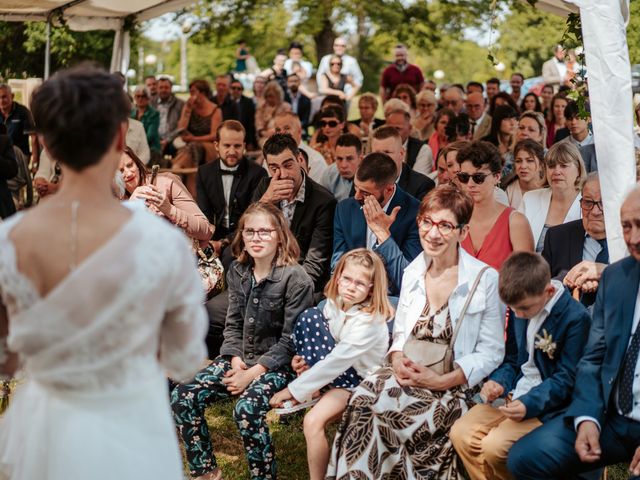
[451,252,590,480]
[331,151,421,296]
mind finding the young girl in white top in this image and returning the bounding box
[270,248,394,480]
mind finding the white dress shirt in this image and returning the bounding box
[280,176,306,227]
[220,163,239,228]
[405,140,434,176]
[583,234,605,262]
[512,280,565,399]
[300,143,328,183]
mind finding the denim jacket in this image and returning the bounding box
[220,261,314,370]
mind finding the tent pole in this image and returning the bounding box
[44,18,51,79]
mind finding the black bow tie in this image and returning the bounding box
[220,169,238,176]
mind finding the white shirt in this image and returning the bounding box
[280,176,306,227]
[583,235,605,262]
[287,299,389,402]
[366,188,395,250]
[220,163,239,228]
[405,140,434,176]
[300,143,328,183]
[512,280,565,400]
[554,57,568,82]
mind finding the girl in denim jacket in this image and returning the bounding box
[171,202,314,480]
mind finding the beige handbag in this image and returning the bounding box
[403,267,489,375]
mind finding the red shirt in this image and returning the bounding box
[380,63,424,93]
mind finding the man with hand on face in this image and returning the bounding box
[371,125,434,201]
[253,133,335,294]
[321,133,362,201]
[332,152,421,296]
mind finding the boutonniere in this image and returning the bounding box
[535,329,557,359]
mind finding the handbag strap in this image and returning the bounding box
[449,266,490,348]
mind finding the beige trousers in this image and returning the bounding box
[450,403,542,480]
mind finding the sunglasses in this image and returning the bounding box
[320,120,340,128]
[330,62,342,66]
[230,86,243,91]
[456,172,492,184]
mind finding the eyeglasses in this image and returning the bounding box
[456,172,492,184]
[320,120,340,128]
[444,100,460,106]
[330,62,342,66]
[334,43,347,48]
[134,95,148,99]
[230,86,243,91]
[580,198,603,212]
[242,228,275,240]
[338,275,372,292]
[417,216,463,235]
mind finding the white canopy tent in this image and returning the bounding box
[0,0,196,77]
[0,0,635,260]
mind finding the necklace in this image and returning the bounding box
[69,200,79,272]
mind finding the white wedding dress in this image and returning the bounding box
[0,205,208,480]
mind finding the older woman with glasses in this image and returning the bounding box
[131,86,161,156]
[455,141,534,270]
[327,184,505,480]
[519,141,585,252]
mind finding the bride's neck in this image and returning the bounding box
[53,154,120,207]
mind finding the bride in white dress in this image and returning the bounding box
[0,66,208,480]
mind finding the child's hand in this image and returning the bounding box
[291,355,309,375]
[499,399,527,422]
[230,357,247,373]
[222,368,255,395]
[270,387,294,408]
[480,380,504,403]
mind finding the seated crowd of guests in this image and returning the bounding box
[4,63,640,480]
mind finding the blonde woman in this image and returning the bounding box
[255,81,292,145]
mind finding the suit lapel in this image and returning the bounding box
[620,260,640,346]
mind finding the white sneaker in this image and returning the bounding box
[274,398,319,415]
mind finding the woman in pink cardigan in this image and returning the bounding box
[119,147,213,247]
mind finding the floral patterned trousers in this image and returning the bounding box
[170,357,294,479]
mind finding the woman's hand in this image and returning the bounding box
[392,354,415,384]
[400,360,447,391]
[131,185,172,217]
[291,355,309,376]
[269,387,294,408]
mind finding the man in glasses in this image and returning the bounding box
[542,172,609,307]
[316,37,363,100]
[467,92,491,141]
[229,79,256,149]
[379,44,424,104]
[332,152,421,296]
[443,86,465,115]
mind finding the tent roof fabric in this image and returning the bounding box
[522,0,578,16]
[0,0,195,29]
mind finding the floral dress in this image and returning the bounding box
[327,300,477,480]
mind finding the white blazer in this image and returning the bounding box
[518,188,582,247]
[389,248,505,387]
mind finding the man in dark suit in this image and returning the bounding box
[252,133,336,293]
[229,79,257,150]
[371,126,434,201]
[196,120,267,265]
[0,133,17,219]
[285,73,311,134]
[507,186,640,479]
[542,173,608,307]
[332,152,421,296]
[452,252,590,479]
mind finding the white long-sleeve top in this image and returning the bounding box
[287,299,389,402]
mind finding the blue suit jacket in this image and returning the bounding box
[331,186,421,295]
[565,256,640,426]
[489,289,591,422]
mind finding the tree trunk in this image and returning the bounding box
[313,17,335,62]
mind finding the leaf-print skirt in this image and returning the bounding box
[326,366,477,480]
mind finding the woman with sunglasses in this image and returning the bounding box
[328,184,505,480]
[310,105,349,165]
[456,141,534,270]
[519,141,585,252]
[318,55,359,102]
[171,202,314,480]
